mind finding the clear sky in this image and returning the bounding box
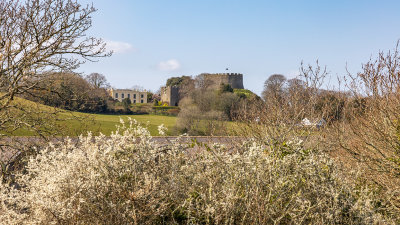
[78,0,400,95]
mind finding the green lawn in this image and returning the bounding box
[87,114,177,136]
[0,97,177,136]
[2,112,177,137]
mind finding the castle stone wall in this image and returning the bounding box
[161,73,244,107]
[202,73,244,89]
[161,86,179,106]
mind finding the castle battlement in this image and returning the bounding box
[201,73,244,89]
[201,73,243,77]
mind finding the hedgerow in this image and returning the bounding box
[0,119,396,224]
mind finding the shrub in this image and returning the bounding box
[0,120,397,224]
[219,83,233,93]
[151,106,180,116]
[176,103,227,135]
[166,108,180,116]
[24,72,110,113]
[121,98,132,111]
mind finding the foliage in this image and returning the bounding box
[85,73,110,89]
[166,76,192,87]
[213,92,240,120]
[233,89,260,100]
[24,72,110,113]
[219,83,233,93]
[0,120,396,224]
[314,91,346,123]
[122,98,132,111]
[152,106,179,110]
[147,92,154,103]
[152,106,180,116]
[262,74,287,102]
[177,103,227,135]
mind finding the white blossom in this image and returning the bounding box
[0,119,394,224]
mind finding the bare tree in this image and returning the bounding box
[327,42,400,194]
[0,0,110,132]
[262,74,287,102]
[0,0,110,180]
[131,85,145,91]
[85,73,110,89]
[26,72,109,113]
[233,63,330,144]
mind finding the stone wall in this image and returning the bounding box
[201,73,244,89]
[160,86,179,106]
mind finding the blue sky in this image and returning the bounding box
[78,0,400,95]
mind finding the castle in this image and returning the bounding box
[161,73,244,106]
[160,86,179,106]
[200,73,244,89]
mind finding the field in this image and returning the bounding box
[0,97,177,136]
[4,113,177,137]
[85,113,177,136]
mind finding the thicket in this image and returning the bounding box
[176,79,259,135]
[1,120,397,224]
[24,72,111,113]
[233,43,400,221]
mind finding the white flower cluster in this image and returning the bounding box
[157,124,167,136]
[0,119,395,224]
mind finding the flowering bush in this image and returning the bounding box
[0,119,397,224]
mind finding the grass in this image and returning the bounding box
[85,113,177,136]
[1,97,177,136]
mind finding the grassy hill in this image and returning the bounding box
[0,97,177,136]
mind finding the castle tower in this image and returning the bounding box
[160,86,179,106]
[200,73,244,89]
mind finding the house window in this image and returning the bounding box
[133,100,136,103]
[128,94,130,99]
[121,93,124,99]
[115,93,118,98]
[141,94,144,98]
[133,94,136,99]
[141,99,143,103]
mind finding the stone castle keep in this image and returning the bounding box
[201,73,244,89]
[160,86,179,106]
[161,73,244,106]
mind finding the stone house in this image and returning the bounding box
[109,89,148,104]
